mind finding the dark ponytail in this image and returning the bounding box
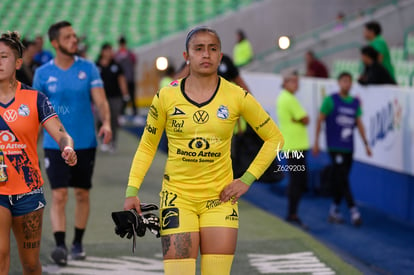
[0,31,24,58]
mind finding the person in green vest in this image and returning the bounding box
[364,21,395,81]
[233,30,254,67]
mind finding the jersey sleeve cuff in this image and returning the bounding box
[240,171,256,186]
[125,186,139,198]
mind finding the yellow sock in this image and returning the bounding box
[201,254,234,275]
[164,258,196,275]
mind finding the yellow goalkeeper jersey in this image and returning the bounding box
[128,77,284,200]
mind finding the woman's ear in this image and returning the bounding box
[15,58,23,70]
[183,51,189,65]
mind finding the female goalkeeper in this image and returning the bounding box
[124,26,284,275]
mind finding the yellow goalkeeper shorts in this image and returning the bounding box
[159,189,239,236]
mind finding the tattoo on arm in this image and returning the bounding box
[173,233,192,258]
[162,236,171,257]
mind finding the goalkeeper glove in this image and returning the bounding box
[111,203,160,252]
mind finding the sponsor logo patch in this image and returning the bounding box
[46,76,58,83]
[18,104,30,116]
[161,208,179,230]
[206,199,222,210]
[3,110,18,122]
[78,71,87,80]
[225,209,239,221]
[0,131,16,142]
[149,105,158,120]
[188,137,210,150]
[145,123,157,135]
[193,110,209,124]
[255,117,271,131]
[171,107,185,116]
[172,119,184,132]
[217,105,229,119]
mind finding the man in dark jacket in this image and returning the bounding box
[358,46,396,85]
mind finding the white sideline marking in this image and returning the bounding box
[43,256,164,275]
[249,252,335,274]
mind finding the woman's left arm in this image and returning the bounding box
[43,117,77,166]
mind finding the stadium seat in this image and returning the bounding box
[332,59,361,80]
[406,34,414,57]
[394,61,414,86]
[390,47,404,62]
[0,0,259,60]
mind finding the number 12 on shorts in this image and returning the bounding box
[161,190,177,208]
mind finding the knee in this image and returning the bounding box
[21,260,41,274]
[74,189,89,204]
[52,189,68,206]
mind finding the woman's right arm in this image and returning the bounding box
[124,92,166,213]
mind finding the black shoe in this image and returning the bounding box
[71,242,86,260]
[328,212,345,224]
[51,246,68,266]
[286,216,309,230]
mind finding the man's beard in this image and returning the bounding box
[58,44,76,57]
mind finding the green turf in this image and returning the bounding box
[9,130,360,274]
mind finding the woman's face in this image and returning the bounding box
[0,42,21,82]
[185,31,222,77]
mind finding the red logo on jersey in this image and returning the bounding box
[170,80,179,87]
[3,110,18,122]
[0,131,16,142]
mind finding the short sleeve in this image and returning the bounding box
[290,97,307,120]
[32,70,43,93]
[89,63,104,88]
[355,98,362,117]
[320,96,334,115]
[37,92,57,124]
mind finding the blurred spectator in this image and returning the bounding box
[334,12,346,31]
[16,39,40,86]
[77,35,88,58]
[159,65,176,88]
[364,21,395,81]
[358,46,396,85]
[33,35,53,65]
[357,9,365,20]
[276,71,309,228]
[305,51,329,78]
[96,43,129,153]
[313,72,372,226]
[115,36,138,116]
[233,29,254,67]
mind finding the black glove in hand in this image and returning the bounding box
[111,203,161,252]
[111,209,146,239]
